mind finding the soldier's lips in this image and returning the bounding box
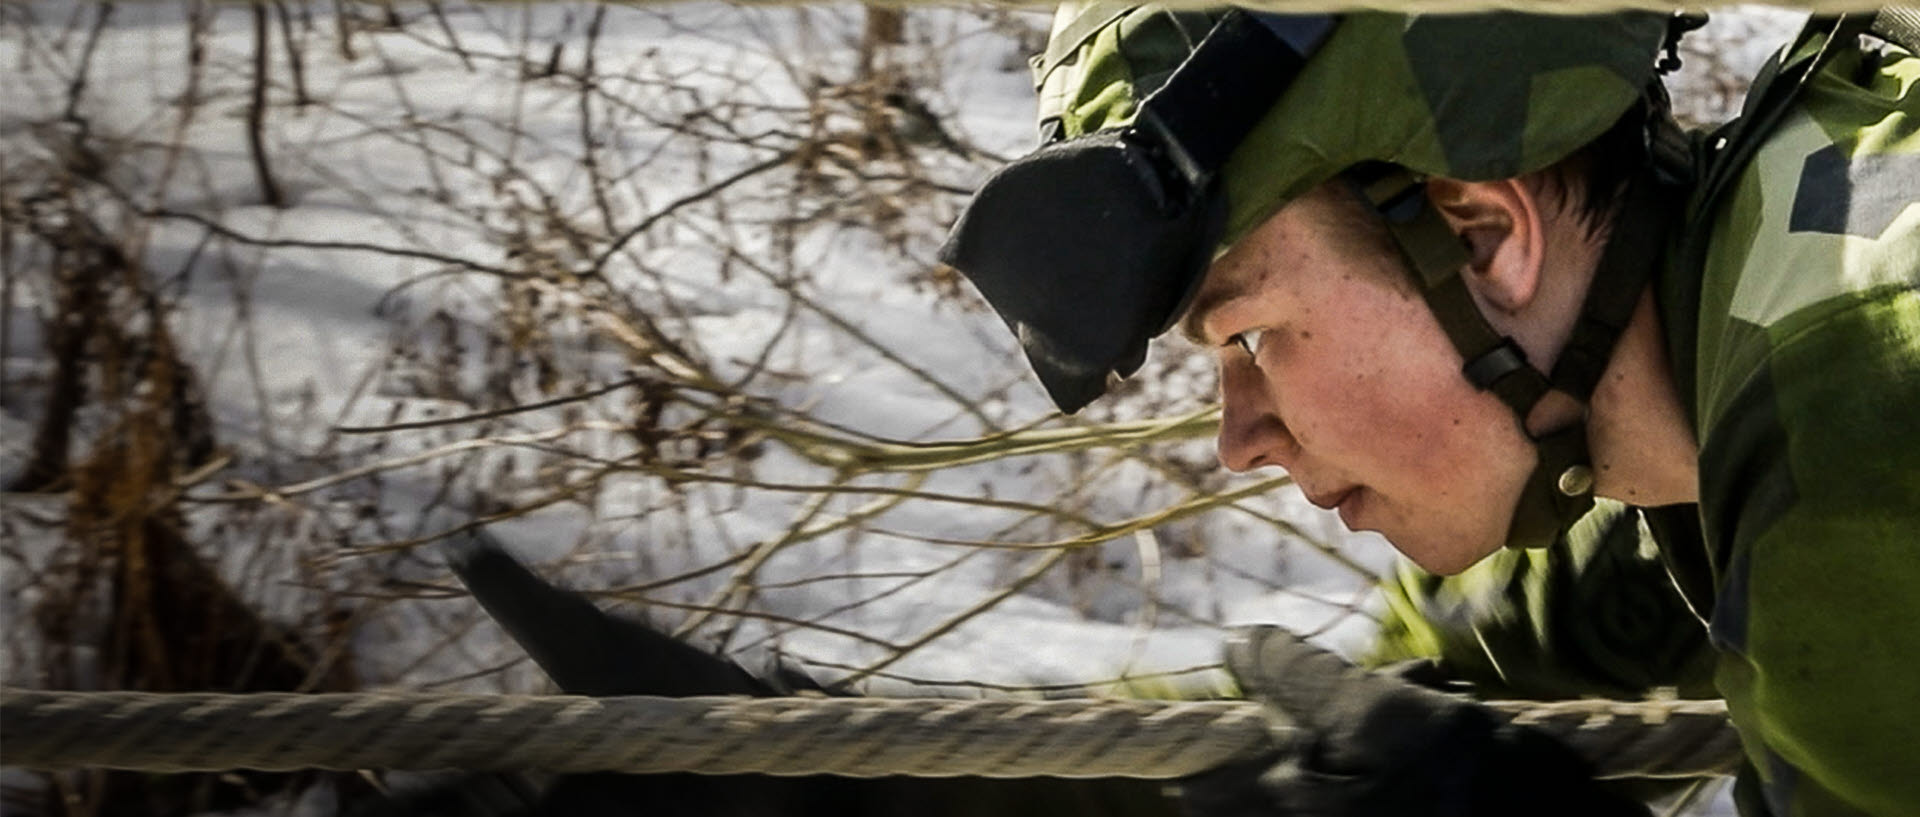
[1304,487,1349,511]
[1306,486,1364,526]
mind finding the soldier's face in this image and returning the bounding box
[1182,184,1537,574]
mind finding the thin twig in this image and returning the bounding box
[334,375,647,434]
[139,206,520,277]
[838,548,1069,688]
[587,149,795,276]
[248,0,287,207]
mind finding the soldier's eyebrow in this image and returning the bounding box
[1178,277,1252,346]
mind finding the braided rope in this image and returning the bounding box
[1493,698,1745,780]
[958,0,1885,11]
[2,689,1737,780]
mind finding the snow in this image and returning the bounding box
[0,3,1796,814]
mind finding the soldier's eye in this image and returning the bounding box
[1230,330,1265,359]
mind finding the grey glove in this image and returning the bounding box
[1178,626,1651,817]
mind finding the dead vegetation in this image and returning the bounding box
[3,147,359,817]
[1,5,1286,813]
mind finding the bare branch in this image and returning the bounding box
[248,1,287,208]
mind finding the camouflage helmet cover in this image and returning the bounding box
[1036,5,1673,249]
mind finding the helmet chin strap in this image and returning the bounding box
[1346,161,1678,550]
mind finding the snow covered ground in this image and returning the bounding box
[1,2,1799,814]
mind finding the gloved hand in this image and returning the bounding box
[1178,626,1650,817]
[355,533,1175,817]
[350,533,814,817]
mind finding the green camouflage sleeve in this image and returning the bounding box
[1379,35,1920,815]
[1684,37,1920,817]
[1368,499,1718,702]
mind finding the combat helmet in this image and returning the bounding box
[938,5,1695,549]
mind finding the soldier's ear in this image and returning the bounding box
[1425,178,1544,314]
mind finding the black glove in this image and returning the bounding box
[350,533,820,817]
[357,534,1175,817]
[1177,626,1650,817]
[444,533,796,697]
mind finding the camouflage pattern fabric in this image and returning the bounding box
[1674,28,1920,816]
[1377,26,1920,816]
[1370,501,1718,703]
[1034,6,1668,248]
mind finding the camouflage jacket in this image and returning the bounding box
[1378,18,1920,816]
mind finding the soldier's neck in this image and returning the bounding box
[1586,288,1699,507]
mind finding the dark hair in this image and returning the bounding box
[1322,86,1675,283]
[1539,86,1676,236]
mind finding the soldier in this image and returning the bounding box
[939,5,1920,816]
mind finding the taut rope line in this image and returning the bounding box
[709,2,1908,13]
[2,689,1738,780]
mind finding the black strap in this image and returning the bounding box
[1547,172,1677,401]
[1506,426,1598,548]
[1349,166,1554,421]
[1132,11,1337,192]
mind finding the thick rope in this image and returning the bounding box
[2,689,1738,780]
[945,0,1894,11]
